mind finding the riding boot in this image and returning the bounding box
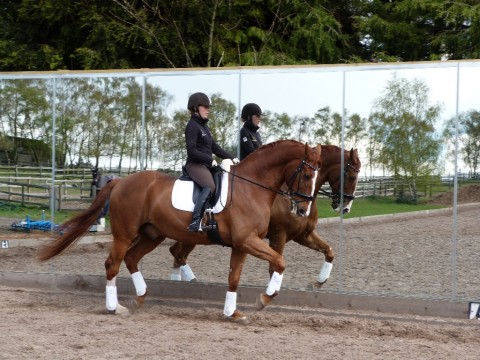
[187,187,212,232]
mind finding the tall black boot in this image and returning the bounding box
[187,187,211,232]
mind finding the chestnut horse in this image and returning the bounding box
[124,145,361,288]
[38,140,321,322]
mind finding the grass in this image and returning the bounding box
[316,196,447,219]
[0,196,448,226]
[0,201,78,224]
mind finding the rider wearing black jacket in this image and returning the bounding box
[184,92,238,232]
[239,103,263,160]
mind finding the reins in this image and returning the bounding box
[318,162,360,201]
[220,157,318,204]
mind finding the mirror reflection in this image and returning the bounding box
[0,62,479,303]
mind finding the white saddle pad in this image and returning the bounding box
[171,159,232,213]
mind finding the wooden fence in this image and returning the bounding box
[1,167,479,211]
[0,177,94,211]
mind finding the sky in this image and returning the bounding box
[2,61,480,174]
[142,61,480,175]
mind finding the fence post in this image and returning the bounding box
[57,183,62,210]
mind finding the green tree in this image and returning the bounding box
[209,93,237,155]
[444,110,480,175]
[368,74,442,198]
[356,0,480,62]
[311,106,367,148]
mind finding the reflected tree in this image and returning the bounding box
[444,110,480,176]
[368,74,442,198]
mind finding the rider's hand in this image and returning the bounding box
[212,159,218,167]
[232,158,240,164]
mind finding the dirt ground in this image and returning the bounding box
[1,185,480,359]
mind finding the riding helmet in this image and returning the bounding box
[241,103,262,121]
[187,92,211,111]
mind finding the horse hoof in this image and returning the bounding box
[127,299,141,314]
[115,303,131,316]
[225,310,249,325]
[256,293,276,311]
[309,279,327,289]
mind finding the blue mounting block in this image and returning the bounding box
[10,215,60,232]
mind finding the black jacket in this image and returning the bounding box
[240,121,262,160]
[185,114,233,166]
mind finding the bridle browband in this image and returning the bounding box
[222,157,319,205]
[318,162,360,203]
[286,159,319,203]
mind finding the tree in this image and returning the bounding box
[444,110,480,175]
[311,106,367,148]
[355,0,480,62]
[209,93,237,154]
[368,74,442,198]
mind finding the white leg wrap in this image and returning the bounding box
[131,271,147,296]
[266,271,283,296]
[180,264,196,281]
[106,285,118,311]
[223,291,237,317]
[170,267,181,281]
[317,262,333,283]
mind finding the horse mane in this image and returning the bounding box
[321,144,360,162]
[241,139,305,163]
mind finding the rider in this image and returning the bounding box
[184,92,238,232]
[239,103,263,160]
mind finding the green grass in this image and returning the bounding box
[0,201,77,224]
[316,196,447,219]
[1,196,447,225]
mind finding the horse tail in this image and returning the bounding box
[37,178,121,261]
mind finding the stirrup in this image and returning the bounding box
[187,219,203,233]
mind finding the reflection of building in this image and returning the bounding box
[0,136,52,166]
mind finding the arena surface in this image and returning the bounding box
[1,186,479,359]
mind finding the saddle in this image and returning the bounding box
[179,165,223,207]
[171,160,233,246]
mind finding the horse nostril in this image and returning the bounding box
[298,209,306,217]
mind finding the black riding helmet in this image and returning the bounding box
[241,103,262,121]
[187,92,211,112]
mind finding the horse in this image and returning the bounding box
[123,145,361,289]
[37,140,322,323]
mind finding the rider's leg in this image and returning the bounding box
[187,186,211,232]
[185,163,216,233]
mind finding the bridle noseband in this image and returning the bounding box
[286,158,319,203]
[318,162,360,205]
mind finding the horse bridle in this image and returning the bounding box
[286,159,319,203]
[225,157,319,205]
[318,162,360,205]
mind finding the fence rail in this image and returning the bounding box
[0,177,94,210]
[1,168,479,210]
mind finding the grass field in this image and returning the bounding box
[316,196,446,218]
[1,195,448,228]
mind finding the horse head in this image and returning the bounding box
[333,148,361,214]
[284,142,321,217]
[320,147,361,214]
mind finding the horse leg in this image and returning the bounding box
[124,224,166,309]
[294,230,335,287]
[169,242,197,281]
[268,235,287,278]
[235,235,286,312]
[223,248,249,324]
[104,237,132,315]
